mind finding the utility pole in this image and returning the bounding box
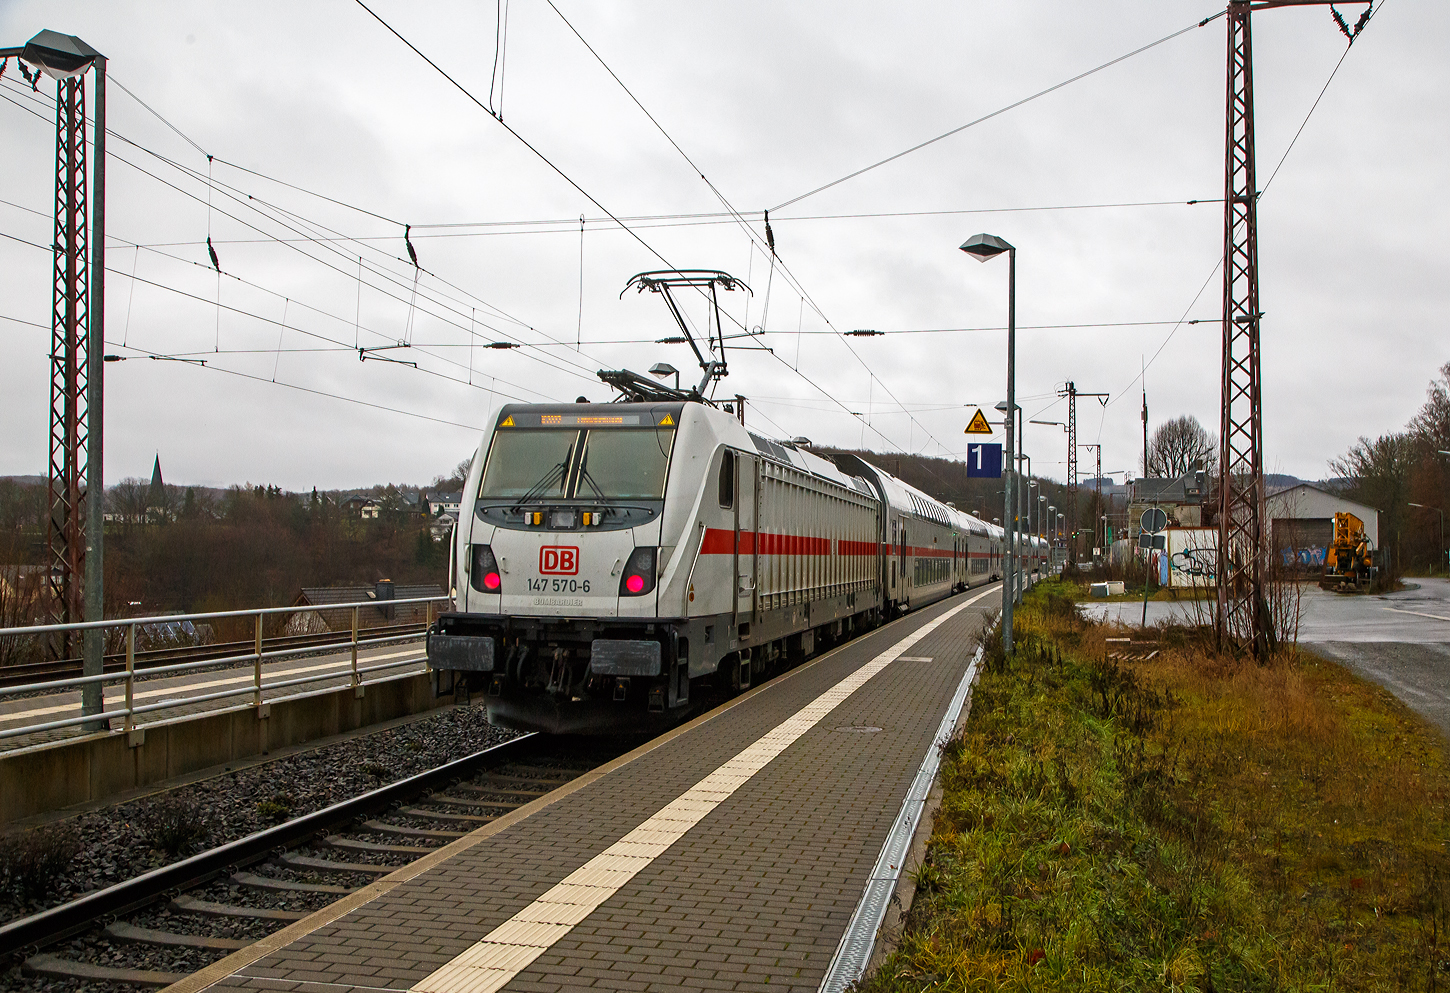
[1057,382,1108,568]
[1215,0,1369,658]
[1081,444,1102,553]
[5,32,107,724]
[1141,386,1149,477]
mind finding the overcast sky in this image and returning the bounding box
[1,0,1444,491]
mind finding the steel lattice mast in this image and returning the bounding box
[47,72,90,660]
[1061,382,1077,564]
[1213,0,1369,656]
[7,31,107,717]
[1215,3,1273,657]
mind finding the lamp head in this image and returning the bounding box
[647,362,679,380]
[22,30,100,79]
[959,232,1014,261]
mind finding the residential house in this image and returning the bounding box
[285,580,446,635]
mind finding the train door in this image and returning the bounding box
[889,518,898,596]
[733,452,758,634]
[893,518,904,603]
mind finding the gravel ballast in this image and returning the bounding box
[0,702,518,929]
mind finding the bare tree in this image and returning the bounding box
[430,457,473,493]
[1146,415,1218,478]
[110,478,150,525]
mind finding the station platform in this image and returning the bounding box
[173,585,1001,993]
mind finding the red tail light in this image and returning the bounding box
[619,546,656,597]
[471,545,503,593]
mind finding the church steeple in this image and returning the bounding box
[147,454,164,511]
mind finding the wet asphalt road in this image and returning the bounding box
[1084,577,1450,738]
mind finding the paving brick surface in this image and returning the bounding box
[204,593,993,993]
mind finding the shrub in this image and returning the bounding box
[137,796,211,857]
[256,793,295,823]
[0,825,81,902]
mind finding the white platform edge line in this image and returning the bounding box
[410,595,981,993]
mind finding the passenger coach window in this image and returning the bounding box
[718,450,735,508]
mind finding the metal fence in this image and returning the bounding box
[0,595,448,745]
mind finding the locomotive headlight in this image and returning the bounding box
[619,547,657,597]
[471,545,503,593]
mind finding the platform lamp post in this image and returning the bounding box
[1018,454,1033,601]
[1408,503,1445,575]
[996,401,1024,609]
[962,233,1017,654]
[4,31,108,727]
[1048,504,1056,570]
[1040,494,1048,562]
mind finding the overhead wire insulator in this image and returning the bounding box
[206,235,220,272]
[404,223,419,267]
[764,209,776,257]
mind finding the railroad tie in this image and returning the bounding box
[171,894,309,921]
[105,920,250,951]
[323,835,435,856]
[230,871,355,895]
[274,853,395,875]
[361,819,467,840]
[24,954,183,989]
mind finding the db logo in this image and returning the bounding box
[539,546,579,575]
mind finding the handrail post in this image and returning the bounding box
[351,605,361,692]
[253,612,263,709]
[124,622,135,737]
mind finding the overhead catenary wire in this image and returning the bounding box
[0,306,502,430]
[771,10,1226,212]
[352,0,946,462]
[541,3,960,461]
[0,225,563,404]
[93,141,606,387]
[1106,0,1384,408]
[1,73,590,369]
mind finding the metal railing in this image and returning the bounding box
[0,595,449,745]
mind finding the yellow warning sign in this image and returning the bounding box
[964,408,993,435]
[500,415,515,427]
[659,414,674,426]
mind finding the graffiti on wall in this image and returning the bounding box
[1282,546,1327,568]
[1165,527,1219,588]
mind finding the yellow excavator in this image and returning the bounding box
[1320,512,1376,592]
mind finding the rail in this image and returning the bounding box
[0,621,431,689]
[0,595,450,746]
[0,733,537,958]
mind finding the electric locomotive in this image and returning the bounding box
[427,397,1002,734]
[425,267,1003,734]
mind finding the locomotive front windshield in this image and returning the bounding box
[576,429,674,499]
[479,427,674,501]
[478,429,578,499]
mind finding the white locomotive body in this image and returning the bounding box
[428,399,1008,733]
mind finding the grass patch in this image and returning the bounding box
[855,577,1450,991]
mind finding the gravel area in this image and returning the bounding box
[0,703,518,928]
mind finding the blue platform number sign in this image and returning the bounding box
[966,443,1003,478]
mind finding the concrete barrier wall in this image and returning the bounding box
[1,673,449,829]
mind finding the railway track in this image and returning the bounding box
[0,623,428,690]
[0,733,636,990]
